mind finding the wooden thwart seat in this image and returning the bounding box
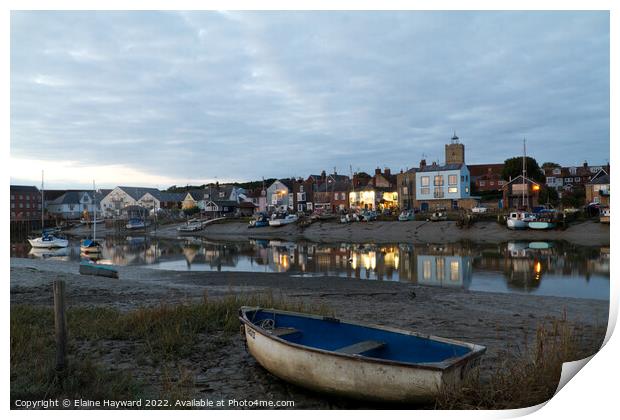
[270,327,301,337]
[335,340,385,355]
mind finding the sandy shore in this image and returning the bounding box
[131,219,611,247]
[10,257,609,408]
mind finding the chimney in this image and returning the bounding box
[384,168,391,177]
[583,161,588,168]
[321,170,326,178]
[375,168,381,175]
[420,159,426,169]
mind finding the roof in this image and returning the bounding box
[467,164,504,177]
[418,163,465,173]
[239,201,257,208]
[501,175,541,188]
[589,174,609,184]
[10,185,40,193]
[184,190,204,201]
[117,186,163,201]
[205,199,238,207]
[316,180,351,193]
[49,191,88,205]
[159,192,185,202]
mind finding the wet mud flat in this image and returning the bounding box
[10,258,609,409]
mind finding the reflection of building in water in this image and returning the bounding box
[416,255,472,288]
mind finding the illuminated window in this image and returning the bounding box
[421,176,430,187]
[448,175,457,185]
[448,187,458,193]
[434,188,444,198]
[423,260,432,280]
[434,175,444,186]
[436,258,445,281]
[450,261,459,281]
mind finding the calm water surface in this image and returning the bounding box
[11,236,609,301]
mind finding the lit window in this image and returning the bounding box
[448,187,458,193]
[423,260,432,280]
[434,176,444,186]
[480,180,486,187]
[421,176,430,187]
[448,175,457,185]
[450,261,459,281]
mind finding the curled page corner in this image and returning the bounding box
[554,355,595,396]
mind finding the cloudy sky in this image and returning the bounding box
[10,11,609,189]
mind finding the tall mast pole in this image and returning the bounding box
[522,139,526,209]
[41,170,44,231]
[93,180,97,241]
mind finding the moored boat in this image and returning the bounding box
[600,207,610,224]
[398,210,415,221]
[126,218,147,230]
[506,211,535,230]
[269,214,298,226]
[80,180,103,254]
[239,307,486,403]
[79,261,119,278]
[177,222,203,232]
[430,210,447,222]
[28,235,69,249]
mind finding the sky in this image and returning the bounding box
[10,10,610,189]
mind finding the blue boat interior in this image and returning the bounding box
[246,309,471,365]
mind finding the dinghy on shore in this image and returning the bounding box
[79,261,119,278]
[239,307,486,403]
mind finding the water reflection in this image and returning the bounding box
[10,236,609,300]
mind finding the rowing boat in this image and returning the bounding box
[239,307,485,403]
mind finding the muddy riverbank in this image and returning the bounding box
[10,257,609,408]
[137,219,610,247]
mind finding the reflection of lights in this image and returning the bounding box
[535,261,541,273]
[351,254,357,269]
[394,253,399,268]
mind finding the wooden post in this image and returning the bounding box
[53,280,67,372]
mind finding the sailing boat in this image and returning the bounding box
[506,139,535,230]
[80,181,103,254]
[28,171,69,248]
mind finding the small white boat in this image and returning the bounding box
[600,208,610,224]
[430,211,447,222]
[240,307,486,403]
[506,211,535,230]
[177,222,203,232]
[269,214,298,226]
[28,235,69,249]
[126,219,147,230]
[80,218,104,225]
[398,210,415,221]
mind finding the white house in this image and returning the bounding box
[47,191,98,220]
[266,179,295,212]
[100,186,163,217]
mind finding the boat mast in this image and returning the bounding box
[522,139,526,209]
[41,170,44,231]
[93,180,97,242]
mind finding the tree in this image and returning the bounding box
[538,186,559,207]
[183,206,201,216]
[501,156,545,183]
[541,162,561,170]
[561,186,586,208]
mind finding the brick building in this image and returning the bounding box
[10,185,42,221]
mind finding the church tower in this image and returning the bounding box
[445,132,465,165]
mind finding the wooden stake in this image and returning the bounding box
[53,279,67,372]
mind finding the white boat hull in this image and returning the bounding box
[241,313,484,404]
[507,219,527,230]
[269,216,298,226]
[28,237,69,248]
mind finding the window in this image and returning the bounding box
[450,261,460,282]
[553,168,561,175]
[219,192,225,198]
[565,177,573,183]
[11,195,14,200]
[434,188,444,198]
[434,175,444,186]
[461,176,465,182]
[575,177,581,182]
[423,260,432,280]
[448,187,458,193]
[479,180,486,187]
[498,181,505,186]
[436,258,445,281]
[19,203,23,208]
[448,174,457,185]
[26,202,30,208]
[297,192,306,201]
[402,186,408,195]
[298,204,304,211]
[421,187,430,195]
[569,167,577,175]
[19,195,23,200]
[465,187,469,193]
[547,177,555,184]
[11,203,14,208]
[421,176,430,187]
